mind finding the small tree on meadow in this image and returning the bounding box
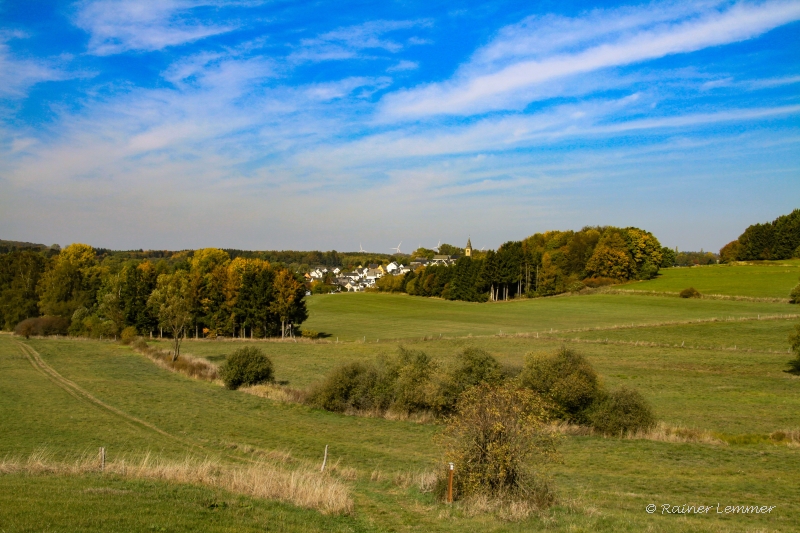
[269,269,307,339]
[147,271,192,361]
[438,382,558,505]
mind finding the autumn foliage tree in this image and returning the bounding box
[438,382,558,505]
[270,268,308,339]
[148,270,192,361]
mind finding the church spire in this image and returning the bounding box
[465,237,472,257]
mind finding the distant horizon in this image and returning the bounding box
[1,1,798,253]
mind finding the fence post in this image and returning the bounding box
[447,462,454,503]
[321,445,328,472]
[99,447,105,471]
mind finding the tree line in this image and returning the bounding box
[374,226,667,301]
[720,209,800,262]
[0,244,307,343]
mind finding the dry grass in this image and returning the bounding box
[595,288,791,303]
[0,450,353,515]
[770,429,800,446]
[239,383,307,404]
[457,494,538,522]
[303,406,440,424]
[627,422,726,445]
[548,421,727,445]
[132,339,219,382]
[391,470,437,492]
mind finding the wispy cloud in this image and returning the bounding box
[1,1,797,251]
[288,19,432,63]
[0,33,71,98]
[74,0,239,55]
[381,1,800,117]
[387,60,418,72]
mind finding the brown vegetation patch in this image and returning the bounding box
[239,383,307,404]
[131,338,218,382]
[0,450,352,515]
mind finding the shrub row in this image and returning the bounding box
[307,347,504,416]
[309,345,655,435]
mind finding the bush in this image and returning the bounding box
[438,382,557,505]
[300,329,319,339]
[307,361,381,412]
[679,287,701,298]
[391,347,438,414]
[587,387,656,435]
[519,347,600,421]
[788,323,800,374]
[219,347,274,390]
[432,348,505,415]
[14,316,69,338]
[308,347,508,417]
[131,337,149,351]
[790,283,800,304]
[120,326,138,344]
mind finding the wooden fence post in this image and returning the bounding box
[99,447,105,471]
[447,462,454,503]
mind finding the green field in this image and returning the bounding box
[629,260,800,298]
[302,292,792,341]
[2,261,800,531]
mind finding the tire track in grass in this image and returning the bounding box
[15,340,202,451]
[14,340,301,468]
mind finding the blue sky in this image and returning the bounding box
[0,0,798,253]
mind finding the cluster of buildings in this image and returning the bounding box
[304,240,474,293]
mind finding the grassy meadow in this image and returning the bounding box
[629,260,800,298]
[2,262,800,531]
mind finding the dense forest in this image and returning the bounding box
[374,226,667,301]
[720,209,800,262]
[0,244,307,338]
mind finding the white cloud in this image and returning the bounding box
[74,0,238,55]
[380,1,800,117]
[0,34,71,98]
[387,60,418,72]
[288,19,431,63]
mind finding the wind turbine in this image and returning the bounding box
[391,242,402,254]
[434,239,441,253]
[359,243,366,253]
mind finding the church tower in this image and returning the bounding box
[465,238,472,257]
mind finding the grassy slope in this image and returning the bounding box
[3,259,800,531]
[302,292,790,341]
[629,261,800,298]
[3,334,800,531]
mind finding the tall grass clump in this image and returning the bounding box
[219,346,274,390]
[437,382,558,514]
